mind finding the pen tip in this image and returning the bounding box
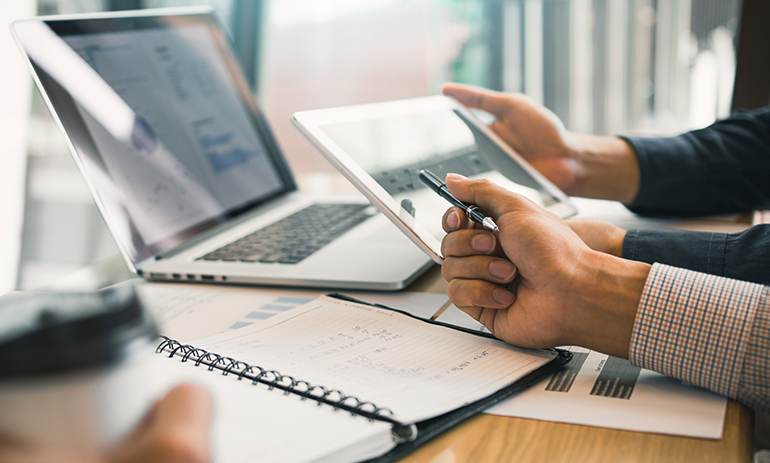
[482,217,499,232]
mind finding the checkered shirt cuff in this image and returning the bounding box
[739,288,770,410]
[629,264,767,406]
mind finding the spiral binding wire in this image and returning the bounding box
[156,336,402,427]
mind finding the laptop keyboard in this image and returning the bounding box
[198,203,374,265]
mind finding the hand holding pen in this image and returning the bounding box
[419,170,499,232]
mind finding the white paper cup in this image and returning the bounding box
[0,285,159,451]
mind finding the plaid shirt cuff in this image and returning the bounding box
[629,264,766,404]
[739,290,770,410]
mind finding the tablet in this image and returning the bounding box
[292,95,576,263]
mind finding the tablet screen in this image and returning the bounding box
[318,108,561,240]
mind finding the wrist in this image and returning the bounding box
[569,134,641,203]
[610,228,627,258]
[566,250,650,358]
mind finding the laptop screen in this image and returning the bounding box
[14,12,294,264]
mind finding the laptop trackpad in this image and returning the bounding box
[359,220,416,245]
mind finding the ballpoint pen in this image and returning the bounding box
[418,169,499,232]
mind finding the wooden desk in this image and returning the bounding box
[52,259,754,463]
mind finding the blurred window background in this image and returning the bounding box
[9,0,743,290]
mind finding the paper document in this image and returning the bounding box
[569,196,680,229]
[135,281,450,342]
[404,304,727,439]
[195,296,556,424]
[570,196,745,233]
[433,304,490,333]
[488,346,727,439]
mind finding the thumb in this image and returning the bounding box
[445,174,534,220]
[152,385,212,442]
[111,385,212,463]
[441,83,513,118]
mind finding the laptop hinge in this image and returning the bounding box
[150,193,300,261]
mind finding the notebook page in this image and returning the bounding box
[151,353,395,463]
[194,296,556,424]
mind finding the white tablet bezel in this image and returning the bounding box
[292,95,576,264]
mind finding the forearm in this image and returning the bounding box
[567,251,650,358]
[569,133,640,203]
[569,257,770,410]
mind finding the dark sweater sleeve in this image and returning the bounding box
[620,106,770,217]
[622,224,770,285]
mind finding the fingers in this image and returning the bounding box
[441,228,504,259]
[444,174,536,220]
[441,83,513,118]
[0,386,212,463]
[564,218,627,257]
[446,278,515,310]
[442,207,470,232]
[442,255,517,285]
[0,437,101,463]
[110,385,212,463]
[152,385,212,453]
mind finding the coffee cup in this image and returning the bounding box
[0,284,159,450]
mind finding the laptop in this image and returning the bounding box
[12,7,432,290]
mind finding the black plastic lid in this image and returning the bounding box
[0,284,157,378]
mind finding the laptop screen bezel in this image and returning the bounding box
[13,9,297,268]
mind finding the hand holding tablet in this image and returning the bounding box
[291,95,576,263]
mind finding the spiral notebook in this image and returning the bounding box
[154,294,570,462]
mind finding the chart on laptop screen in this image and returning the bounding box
[61,24,284,247]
